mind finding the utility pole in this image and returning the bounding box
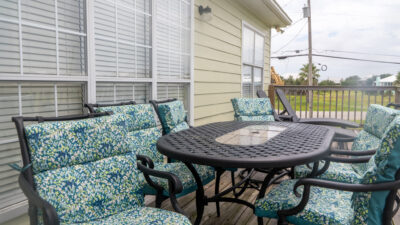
[305,0,313,118]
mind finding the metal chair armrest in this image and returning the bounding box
[19,174,59,225]
[136,155,186,215]
[324,155,371,164]
[294,177,400,194]
[330,149,377,156]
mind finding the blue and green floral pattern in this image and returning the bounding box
[95,104,158,131]
[26,114,190,224]
[95,103,214,200]
[255,179,354,225]
[295,162,362,184]
[127,127,164,163]
[231,98,275,121]
[352,116,400,225]
[258,116,400,225]
[158,101,189,134]
[25,114,131,174]
[363,104,399,139]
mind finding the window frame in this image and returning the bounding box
[241,21,265,98]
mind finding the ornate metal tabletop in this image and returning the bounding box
[157,121,335,169]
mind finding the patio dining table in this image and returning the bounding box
[157,121,335,225]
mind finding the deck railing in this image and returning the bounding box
[269,85,400,125]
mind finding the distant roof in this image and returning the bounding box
[231,0,292,27]
[380,75,397,82]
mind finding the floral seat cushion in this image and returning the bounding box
[25,114,189,224]
[295,105,399,183]
[294,162,362,184]
[157,100,189,134]
[255,179,354,225]
[231,98,275,121]
[141,163,215,197]
[257,116,400,225]
[72,207,191,225]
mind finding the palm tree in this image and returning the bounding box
[299,63,320,85]
[394,72,400,86]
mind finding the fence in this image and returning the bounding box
[269,85,400,125]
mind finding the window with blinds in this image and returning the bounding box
[0,0,86,221]
[0,0,194,220]
[242,24,265,98]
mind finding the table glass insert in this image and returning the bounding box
[215,125,287,146]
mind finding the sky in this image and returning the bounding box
[272,0,400,82]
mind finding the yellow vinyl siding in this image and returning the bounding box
[194,0,272,126]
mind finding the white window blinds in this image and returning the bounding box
[94,0,151,78]
[154,0,191,80]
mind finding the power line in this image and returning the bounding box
[271,18,305,38]
[271,54,400,65]
[272,20,308,53]
[313,49,400,58]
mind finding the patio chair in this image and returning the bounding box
[11,113,191,225]
[274,88,359,142]
[387,102,400,109]
[150,99,233,216]
[294,104,400,183]
[85,102,215,209]
[255,115,400,225]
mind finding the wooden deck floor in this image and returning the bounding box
[147,170,400,225]
[3,170,400,225]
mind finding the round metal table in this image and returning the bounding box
[157,121,335,225]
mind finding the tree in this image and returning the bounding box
[341,75,361,86]
[394,72,400,86]
[319,79,337,86]
[298,63,320,85]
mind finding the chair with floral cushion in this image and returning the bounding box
[231,97,276,121]
[12,113,191,225]
[85,102,215,210]
[255,116,400,225]
[150,98,232,216]
[294,104,400,184]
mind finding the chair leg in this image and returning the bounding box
[215,169,222,217]
[231,170,237,198]
[258,217,264,225]
[155,191,167,208]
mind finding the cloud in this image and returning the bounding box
[272,0,400,81]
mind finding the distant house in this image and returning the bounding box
[375,75,397,86]
[0,0,291,224]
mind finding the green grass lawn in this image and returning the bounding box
[274,90,395,112]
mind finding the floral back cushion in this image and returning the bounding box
[25,114,131,174]
[363,104,399,139]
[231,98,274,120]
[95,104,164,162]
[95,104,158,131]
[158,101,189,134]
